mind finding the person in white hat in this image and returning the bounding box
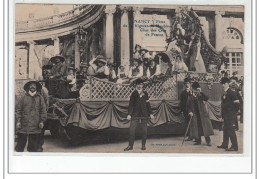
[87,55,109,79]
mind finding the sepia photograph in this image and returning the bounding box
[13,3,246,155]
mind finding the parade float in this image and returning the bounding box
[42,8,225,145]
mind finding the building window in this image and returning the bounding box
[225,52,243,76]
[223,28,243,44]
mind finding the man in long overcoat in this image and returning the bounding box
[187,82,214,146]
[180,77,193,141]
[124,79,154,151]
[15,81,47,152]
[217,77,239,151]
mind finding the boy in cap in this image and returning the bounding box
[15,81,47,152]
[124,79,154,151]
[217,77,240,151]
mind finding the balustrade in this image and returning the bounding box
[16,5,90,31]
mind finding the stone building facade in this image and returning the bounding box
[15,5,244,82]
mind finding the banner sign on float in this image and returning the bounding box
[133,14,171,51]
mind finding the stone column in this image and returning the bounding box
[52,36,60,55]
[133,7,143,50]
[28,40,36,79]
[215,11,225,51]
[105,5,116,62]
[120,6,130,67]
[28,40,42,80]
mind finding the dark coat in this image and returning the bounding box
[180,89,192,116]
[221,88,239,126]
[16,92,47,134]
[128,90,152,118]
[187,92,214,138]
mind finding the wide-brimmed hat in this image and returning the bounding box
[50,55,65,63]
[94,55,107,65]
[24,81,42,92]
[192,82,200,90]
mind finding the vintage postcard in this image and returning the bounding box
[14,3,245,153]
[9,0,254,174]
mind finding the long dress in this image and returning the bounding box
[189,41,206,73]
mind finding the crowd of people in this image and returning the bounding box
[179,76,243,151]
[40,52,189,99]
[15,53,243,152]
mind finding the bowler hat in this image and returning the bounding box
[50,55,65,63]
[192,82,200,89]
[24,81,42,92]
[221,77,230,84]
[134,78,145,85]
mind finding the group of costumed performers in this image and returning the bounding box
[41,19,226,99]
[41,43,202,99]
